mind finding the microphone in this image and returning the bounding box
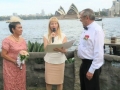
[52,28,56,43]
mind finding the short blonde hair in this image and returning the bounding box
[48,17,62,43]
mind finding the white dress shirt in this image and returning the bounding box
[77,21,104,74]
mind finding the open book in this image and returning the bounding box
[45,40,75,53]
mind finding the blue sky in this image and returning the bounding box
[0,0,113,16]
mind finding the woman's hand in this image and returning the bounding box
[14,60,17,65]
[54,47,66,53]
[48,32,56,44]
[51,32,56,38]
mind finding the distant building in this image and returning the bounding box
[41,9,45,16]
[36,13,40,16]
[108,9,112,16]
[65,3,79,19]
[55,6,66,19]
[115,1,119,14]
[110,0,120,16]
[102,9,111,16]
[55,6,66,16]
[55,3,79,19]
[67,3,78,15]
[102,9,107,12]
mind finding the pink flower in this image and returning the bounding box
[84,35,89,40]
[19,50,29,61]
[17,50,29,69]
[19,50,29,56]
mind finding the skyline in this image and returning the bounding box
[0,0,113,16]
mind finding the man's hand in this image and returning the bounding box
[86,72,93,80]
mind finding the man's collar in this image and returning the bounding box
[83,21,95,30]
[87,21,95,28]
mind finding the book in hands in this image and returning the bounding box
[45,40,75,53]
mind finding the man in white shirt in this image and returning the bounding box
[77,8,104,90]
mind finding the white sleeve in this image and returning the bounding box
[44,34,48,40]
[88,29,104,74]
[62,33,66,37]
[61,33,66,40]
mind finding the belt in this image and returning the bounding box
[82,59,93,63]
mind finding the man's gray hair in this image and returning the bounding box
[79,8,95,20]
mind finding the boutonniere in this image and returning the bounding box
[84,35,89,40]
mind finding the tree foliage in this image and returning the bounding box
[0,14,54,21]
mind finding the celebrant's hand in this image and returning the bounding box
[86,72,93,80]
[51,32,56,38]
[54,47,66,53]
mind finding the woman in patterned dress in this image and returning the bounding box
[1,21,27,90]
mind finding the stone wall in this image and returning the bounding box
[100,54,120,90]
[0,51,120,90]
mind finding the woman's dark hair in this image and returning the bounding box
[9,22,21,33]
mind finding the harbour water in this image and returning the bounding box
[0,17,120,51]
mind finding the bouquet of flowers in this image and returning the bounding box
[17,50,29,69]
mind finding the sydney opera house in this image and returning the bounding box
[55,3,79,19]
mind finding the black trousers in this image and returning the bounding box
[79,59,101,90]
